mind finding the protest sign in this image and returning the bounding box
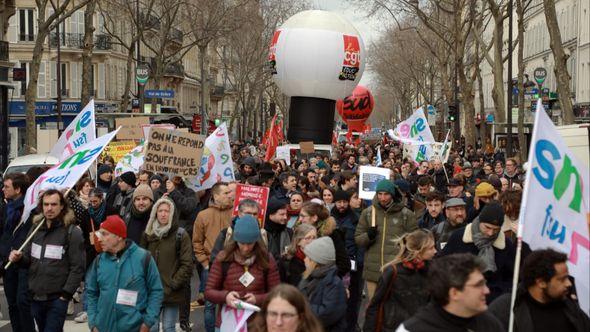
[186,123,235,191]
[388,107,436,163]
[358,165,391,200]
[299,141,315,154]
[220,304,258,332]
[49,99,96,161]
[143,128,205,177]
[275,145,291,166]
[100,140,137,163]
[518,99,590,316]
[22,128,120,223]
[232,184,270,228]
[116,116,150,140]
[141,123,175,141]
[114,141,145,177]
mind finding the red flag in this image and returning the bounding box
[264,113,282,162]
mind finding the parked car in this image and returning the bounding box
[2,153,58,176]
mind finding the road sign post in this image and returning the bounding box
[136,64,149,113]
[533,67,547,88]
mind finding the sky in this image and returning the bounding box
[309,0,384,87]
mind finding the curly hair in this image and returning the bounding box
[522,249,567,288]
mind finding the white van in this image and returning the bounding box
[556,124,589,169]
[3,153,59,176]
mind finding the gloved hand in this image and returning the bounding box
[367,226,378,241]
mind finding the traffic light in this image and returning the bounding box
[448,105,457,122]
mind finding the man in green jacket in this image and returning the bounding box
[354,179,417,300]
[86,215,163,332]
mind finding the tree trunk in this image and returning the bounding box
[199,44,210,134]
[543,0,574,124]
[458,62,477,148]
[81,0,96,106]
[488,1,507,124]
[120,44,135,113]
[25,30,49,153]
[476,41,487,146]
[517,0,528,162]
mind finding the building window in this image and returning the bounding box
[18,9,34,41]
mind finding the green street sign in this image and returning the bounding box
[136,63,150,85]
[534,67,547,86]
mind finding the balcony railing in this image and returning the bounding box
[48,32,112,50]
[164,62,184,77]
[18,34,35,42]
[94,34,112,50]
[0,41,9,61]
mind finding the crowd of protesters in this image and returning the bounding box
[0,137,588,332]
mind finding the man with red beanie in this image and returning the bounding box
[85,215,163,332]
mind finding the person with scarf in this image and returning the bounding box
[286,192,303,228]
[140,198,193,332]
[264,198,293,282]
[123,184,155,244]
[364,229,437,332]
[440,201,516,302]
[205,215,281,328]
[299,237,347,332]
[76,177,95,209]
[300,201,350,278]
[282,224,317,287]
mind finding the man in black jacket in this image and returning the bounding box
[123,184,154,244]
[397,253,503,331]
[1,173,35,332]
[264,198,292,281]
[9,189,85,332]
[489,249,590,332]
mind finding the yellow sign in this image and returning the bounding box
[100,141,137,162]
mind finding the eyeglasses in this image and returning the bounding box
[267,311,298,321]
[465,279,487,289]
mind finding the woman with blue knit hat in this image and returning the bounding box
[354,179,418,300]
[299,236,347,332]
[205,215,281,329]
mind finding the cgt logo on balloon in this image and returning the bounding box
[339,35,361,81]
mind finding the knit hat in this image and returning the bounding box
[333,189,351,202]
[98,164,112,176]
[475,182,497,197]
[478,201,505,226]
[463,162,472,169]
[267,197,288,216]
[303,237,336,265]
[100,215,127,238]
[119,171,136,187]
[233,215,261,243]
[445,198,466,208]
[317,160,328,170]
[375,179,397,196]
[393,179,411,193]
[149,174,163,185]
[133,184,154,201]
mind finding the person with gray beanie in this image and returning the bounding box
[299,237,347,332]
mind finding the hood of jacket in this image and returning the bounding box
[145,197,177,237]
[32,208,76,227]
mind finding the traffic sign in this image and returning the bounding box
[145,90,175,98]
[534,67,547,86]
[136,64,150,85]
[525,88,538,96]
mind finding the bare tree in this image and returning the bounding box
[542,0,574,124]
[516,0,533,162]
[81,0,97,106]
[24,0,91,153]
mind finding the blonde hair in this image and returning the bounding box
[382,229,434,271]
[285,223,316,259]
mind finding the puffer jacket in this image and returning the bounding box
[86,240,164,332]
[192,203,233,266]
[299,265,347,332]
[364,263,430,332]
[140,198,193,305]
[20,210,86,300]
[354,196,417,282]
[205,249,281,327]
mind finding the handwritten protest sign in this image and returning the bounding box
[116,117,150,140]
[232,184,270,228]
[143,128,205,177]
[299,141,315,154]
[141,123,175,141]
[100,140,137,163]
[359,165,391,200]
[275,145,291,166]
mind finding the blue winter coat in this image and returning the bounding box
[86,240,164,331]
[332,207,363,266]
[299,265,347,332]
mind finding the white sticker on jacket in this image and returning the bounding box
[44,245,63,260]
[116,289,138,306]
[31,243,42,259]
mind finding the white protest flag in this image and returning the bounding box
[49,99,96,161]
[387,107,436,145]
[376,146,383,166]
[187,123,235,191]
[519,99,590,316]
[21,128,120,224]
[114,140,145,177]
[220,303,258,332]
